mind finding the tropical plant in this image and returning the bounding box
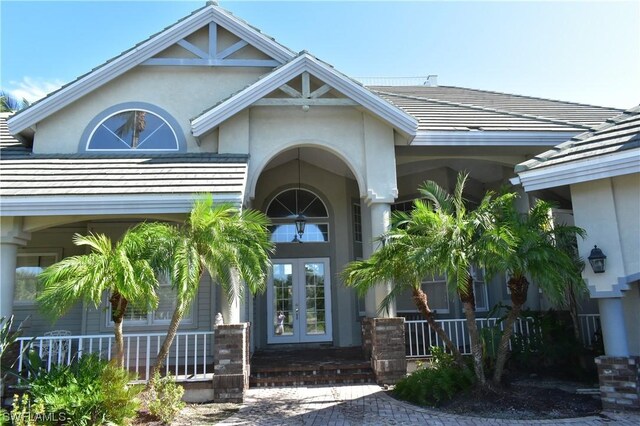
[341,207,465,366]
[415,172,515,386]
[37,230,160,367]
[141,196,273,387]
[0,90,29,112]
[26,354,141,425]
[488,198,585,384]
[393,346,475,406]
[148,372,185,424]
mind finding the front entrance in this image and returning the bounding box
[266,258,332,344]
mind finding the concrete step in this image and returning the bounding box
[250,372,375,387]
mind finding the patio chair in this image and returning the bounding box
[38,330,72,363]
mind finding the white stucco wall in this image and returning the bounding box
[571,174,640,295]
[33,66,268,154]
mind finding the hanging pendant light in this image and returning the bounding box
[293,148,306,243]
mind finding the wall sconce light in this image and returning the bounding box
[588,245,607,273]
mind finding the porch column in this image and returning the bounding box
[597,297,629,357]
[363,202,395,318]
[0,217,30,319]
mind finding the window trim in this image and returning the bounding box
[266,188,329,219]
[103,279,196,329]
[14,249,63,305]
[79,102,186,153]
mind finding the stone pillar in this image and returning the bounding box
[364,203,396,318]
[595,356,640,410]
[370,317,406,385]
[361,317,373,360]
[213,323,250,403]
[598,297,629,357]
[0,217,30,319]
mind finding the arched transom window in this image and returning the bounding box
[87,109,179,151]
[266,189,329,243]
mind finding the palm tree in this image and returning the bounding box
[342,206,466,366]
[489,198,585,385]
[38,231,159,367]
[417,172,515,386]
[0,90,29,112]
[143,196,273,387]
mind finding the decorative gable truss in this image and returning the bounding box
[191,53,418,138]
[254,72,358,107]
[8,2,295,135]
[142,22,281,68]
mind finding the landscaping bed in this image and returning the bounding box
[435,378,602,420]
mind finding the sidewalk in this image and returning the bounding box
[217,384,640,425]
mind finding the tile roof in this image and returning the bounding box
[515,105,640,172]
[369,85,623,132]
[0,142,248,199]
[0,113,30,157]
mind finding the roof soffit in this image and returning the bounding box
[7,3,296,136]
[191,53,419,138]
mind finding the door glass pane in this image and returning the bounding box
[273,264,294,336]
[304,263,326,335]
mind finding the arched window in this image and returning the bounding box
[82,103,185,152]
[266,189,329,243]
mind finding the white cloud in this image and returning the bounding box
[7,77,65,103]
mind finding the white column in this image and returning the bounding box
[364,202,396,318]
[221,268,241,324]
[0,217,30,319]
[598,297,629,357]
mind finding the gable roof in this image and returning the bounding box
[513,105,640,191]
[371,85,623,133]
[191,52,418,138]
[7,2,295,136]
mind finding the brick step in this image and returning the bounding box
[250,372,375,387]
[252,364,372,377]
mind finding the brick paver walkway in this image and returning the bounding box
[218,384,640,425]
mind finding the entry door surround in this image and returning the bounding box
[267,258,332,344]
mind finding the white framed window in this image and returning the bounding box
[266,189,329,244]
[470,265,489,312]
[14,250,62,305]
[352,203,362,243]
[105,274,194,327]
[421,273,450,314]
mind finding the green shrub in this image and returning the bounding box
[394,347,475,406]
[148,372,185,424]
[24,355,140,425]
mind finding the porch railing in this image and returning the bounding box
[14,331,215,383]
[405,317,536,358]
[405,314,601,358]
[578,314,601,348]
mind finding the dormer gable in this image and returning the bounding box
[7,1,295,136]
[191,53,418,140]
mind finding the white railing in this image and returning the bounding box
[405,317,536,358]
[14,331,215,383]
[405,314,601,358]
[578,314,601,348]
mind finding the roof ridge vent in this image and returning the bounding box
[355,75,438,87]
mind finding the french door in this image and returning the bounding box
[267,258,332,344]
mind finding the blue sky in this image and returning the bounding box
[1,1,638,109]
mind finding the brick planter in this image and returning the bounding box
[595,356,639,410]
[367,317,406,385]
[213,323,250,403]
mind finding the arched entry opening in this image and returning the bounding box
[252,146,364,348]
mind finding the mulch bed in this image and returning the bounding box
[398,375,605,421]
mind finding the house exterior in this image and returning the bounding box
[514,106,640,409]
[0,2,623,363]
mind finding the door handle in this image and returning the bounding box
[295,307,299,319]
